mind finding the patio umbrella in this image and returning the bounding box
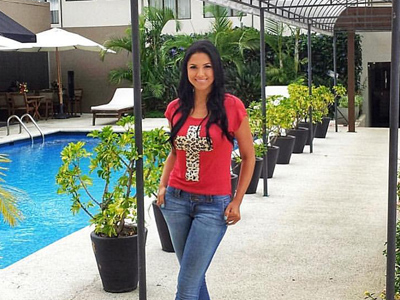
[0,11,36,43]
[4,28,114,116]
[0,35,25,48]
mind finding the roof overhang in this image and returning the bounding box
[202,0,393,35]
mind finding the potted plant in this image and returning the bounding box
[231,142,266,194]
[231,101,266,193]
[310,84,345,138]
[265,95,296,164]
[56,116,170,292]
[246,101,279,178]
[286,83,310,153]
[337,91,362,125]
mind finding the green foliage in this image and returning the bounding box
[145,110,165,118]
[226,59,261,107]
[265,20,306,85]
[56,116,170,237]
[265,96,294,141]
[246,101,264,138]
[338,94,363,108]
[247,96,295,145]
[100,9,362,113]
[287,83,311,128]
[0,154,23,227]
[310,85,335,123]
[285,83,341,127]
[102,7,180,111]
[254,142,267,158]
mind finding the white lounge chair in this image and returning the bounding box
[91,88,134,125]
[265,86,289,98]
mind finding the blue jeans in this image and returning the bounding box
[161,186,230,300]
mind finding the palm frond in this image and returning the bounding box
[205,5,232,34]
[108,66,133,84]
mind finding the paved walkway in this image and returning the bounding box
[0,115,389,300]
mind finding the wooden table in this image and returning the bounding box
[26,95,45,120]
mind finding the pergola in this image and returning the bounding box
[129,1,399,299]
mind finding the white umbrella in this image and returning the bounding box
[0,35,25,48]
[2,28,114,116]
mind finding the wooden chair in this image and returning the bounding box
[39,91,55,120]
[8,92,35,117]
[67,88,83,116]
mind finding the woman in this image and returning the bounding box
[157,40,255,300]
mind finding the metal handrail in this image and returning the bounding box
[21,114,45,143]
[6,114,45,145]
[7,115,34,145]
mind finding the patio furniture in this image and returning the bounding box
[91,88,133,125]
[39,90,57,119]
[37,92,54,120]
[8,92,35,118]
[265,86,289,98]
[68,88,83,116]
[26,95,45,120]
[0,92,10,117]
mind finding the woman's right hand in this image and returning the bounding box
[157,186,166,207]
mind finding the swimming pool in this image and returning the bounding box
[0,133,103,269]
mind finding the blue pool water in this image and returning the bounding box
[0,133,104,269]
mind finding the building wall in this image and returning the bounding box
[360,32,391,127]
[60,0,259,33]
[61,0,131,28]
[0,0,50,33]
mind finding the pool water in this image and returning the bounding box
[0,133,105,269]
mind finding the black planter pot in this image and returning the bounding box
[287,127,309,153]
[299,122,317,145]
[231,158,241,176]
[231,173,239,198]
[273,135,296,164]
[260,145,280,179]
[245,157,263,194]
[315,117,331,138]
[152,201,174,253]
[90,228,148,293]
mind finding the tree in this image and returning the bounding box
[101,7,180,110]
[0,154,22,227]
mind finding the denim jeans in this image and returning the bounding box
[161,186,230,300]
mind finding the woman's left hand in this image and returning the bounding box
[224,201,241,225]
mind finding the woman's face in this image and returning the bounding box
[187,52,214,95]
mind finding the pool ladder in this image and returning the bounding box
[6,114,45,145]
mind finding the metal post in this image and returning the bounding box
[260,6,268,197]
[386,0,400,299]
[307,23,313,153]
[333,32,338,132]
[347,30,356,132]
[130,0,146,299]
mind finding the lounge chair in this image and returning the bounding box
[91,88,134,125]
[265,86,289,98]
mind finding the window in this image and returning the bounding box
[203,3,246,18]
[148,0,191,20]
[46,0,59,24]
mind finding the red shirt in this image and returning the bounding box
[165,93,247,195]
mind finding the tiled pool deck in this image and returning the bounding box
[0,114,389,299]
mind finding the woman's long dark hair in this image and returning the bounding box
[169,40,234,146]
